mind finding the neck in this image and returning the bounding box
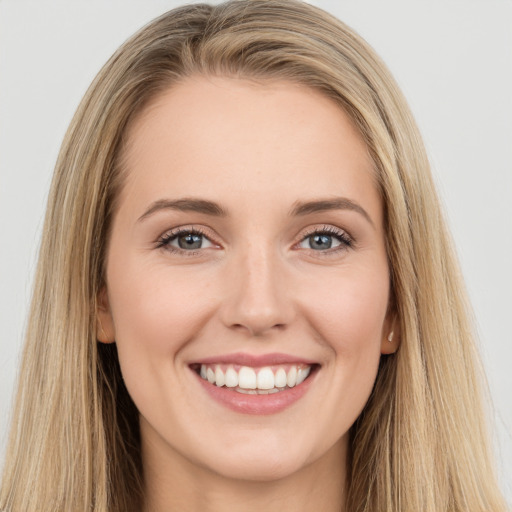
[142,432,347,512]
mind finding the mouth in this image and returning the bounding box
[190,362,318,395]
[189,353,320,414]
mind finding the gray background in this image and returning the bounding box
[1,0,511,502]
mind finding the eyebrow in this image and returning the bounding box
[137,198,228,222]
[289,197,375,227]
[137,195,374,227]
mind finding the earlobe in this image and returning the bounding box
[96,287,116,344]
[381,317,400,355]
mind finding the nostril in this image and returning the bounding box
[231,322,287,337]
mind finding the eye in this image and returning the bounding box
[157,227,214,253]
[297,226,353,252]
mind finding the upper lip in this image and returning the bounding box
[191,352,318,367]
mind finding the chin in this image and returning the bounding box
[203,448,309,483]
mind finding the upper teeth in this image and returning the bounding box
[199,364,311,391]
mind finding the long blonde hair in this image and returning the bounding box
[1,1,506,510]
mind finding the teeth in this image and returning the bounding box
[198,363,313,392]
[296,366,311,385]
[238,367,257,389]
[225,367,238,388]
[287,366,297,387]
[256,367,275,390]
[236,388,258,395]
[237,387,281,395]
[260,388,280,394]
[215,366,225,387]
[275,368,287,388]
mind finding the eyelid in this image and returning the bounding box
[156,225,221,254]
[299,224,352,240]
[154,223,354,257]
[294,224,354,254]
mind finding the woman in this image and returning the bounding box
[0,1,507,511]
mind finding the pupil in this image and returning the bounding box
[310,234,332,250]
[178,233,202,250]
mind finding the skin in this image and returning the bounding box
[98,76,399,512]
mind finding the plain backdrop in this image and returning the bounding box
[1,0,511,502]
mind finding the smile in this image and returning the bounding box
[197,363,312,394]
[190,354,319,415]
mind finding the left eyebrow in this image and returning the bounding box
[289,197,375,228]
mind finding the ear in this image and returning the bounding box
[381,314,400,355]
[96,286,116,344]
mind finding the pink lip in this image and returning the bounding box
[190,357,318,416]
[192,352,317,367]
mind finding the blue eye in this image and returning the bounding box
[174,232,208,250]
[298,228,352,252]
[158,229,213,252]
[308,234,336,250]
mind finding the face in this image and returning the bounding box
[99,76,396,483]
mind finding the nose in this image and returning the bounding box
[220,244,295,337]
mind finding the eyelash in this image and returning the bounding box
[156,225,354,256]
[156,226,212,256]
[297,225,353,256]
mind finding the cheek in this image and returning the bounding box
[105,259,220,425]
[303,263,388,403]
[302,263,390,353]
[106,257,217,371]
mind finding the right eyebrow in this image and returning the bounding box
[137,198,228,222]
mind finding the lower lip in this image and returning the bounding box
[193,369,316,415]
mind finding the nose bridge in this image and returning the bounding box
[222,240,292,336]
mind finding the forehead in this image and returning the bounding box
[117,76,381,224]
